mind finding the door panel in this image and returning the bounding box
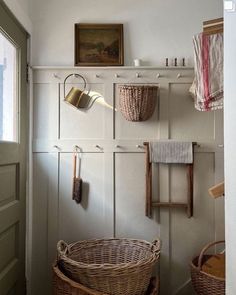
[0,1,28,294]
[0,224,18,274]
[0,165,18,206]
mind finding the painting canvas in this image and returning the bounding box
[75,24,124,66]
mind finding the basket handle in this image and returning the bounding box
[57,240,69,256]
[151,239,161,255]
[197,240,225,270]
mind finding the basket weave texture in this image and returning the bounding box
[119,85,158,122]
[190,241,225,295]
[53,262,107,295]
[57,238,161,295]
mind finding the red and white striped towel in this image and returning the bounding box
[190,33,223,111]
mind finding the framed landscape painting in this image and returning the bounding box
[74,24,124,66]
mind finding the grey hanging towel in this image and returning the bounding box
[72,151,83,204]
[149,141,193,164]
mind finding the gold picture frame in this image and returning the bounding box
[74,23,124,66]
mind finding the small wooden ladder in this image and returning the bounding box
[144,142,194,218]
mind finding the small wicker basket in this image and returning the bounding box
[119,85,158,122]
[57,238,161,295]
[190,241,225,295]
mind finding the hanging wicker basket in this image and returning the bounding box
[190,240,225,295]
[119,85,158,122]
[57,238,161,295]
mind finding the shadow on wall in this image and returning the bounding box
[79,181,90,210]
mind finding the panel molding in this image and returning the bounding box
[31,67,224,295]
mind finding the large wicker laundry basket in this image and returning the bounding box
[190,241,225,295]
[53,262,159,295]
[57,238,161,295]
[119,85,158,121]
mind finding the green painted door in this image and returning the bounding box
[0,1,28,294]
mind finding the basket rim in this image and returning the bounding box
[67,237,159,245]
[190,257,225,282]
[58,238,161,270]
[53,262,108,295]
[118,84,159,89]
[66,237,161,250]
[60,255,159,270]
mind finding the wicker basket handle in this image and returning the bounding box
[57,240,69,256]
[197,240,225,270]
[151,239,161,255]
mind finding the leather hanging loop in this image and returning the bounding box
[72,146,83,204]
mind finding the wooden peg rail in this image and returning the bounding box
[144,142,194,218]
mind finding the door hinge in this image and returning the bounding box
[26,63,30,83]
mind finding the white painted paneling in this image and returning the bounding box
[31,153,58,295]
[33,83,59,140]
[170,153,215,294]
[115,153,160,241]
[31,153,50,295]
[169,83,216,141]
[31,67,224,295]
[58,152,113,242]
[60,83,106,140]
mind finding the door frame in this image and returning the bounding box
[0,1,30,294]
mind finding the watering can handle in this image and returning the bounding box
[63,73,87,98]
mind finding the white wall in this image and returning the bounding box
[16,0,30,15]
[3,0,32,34]
[224,8,236,295]
[30,0,222,66]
